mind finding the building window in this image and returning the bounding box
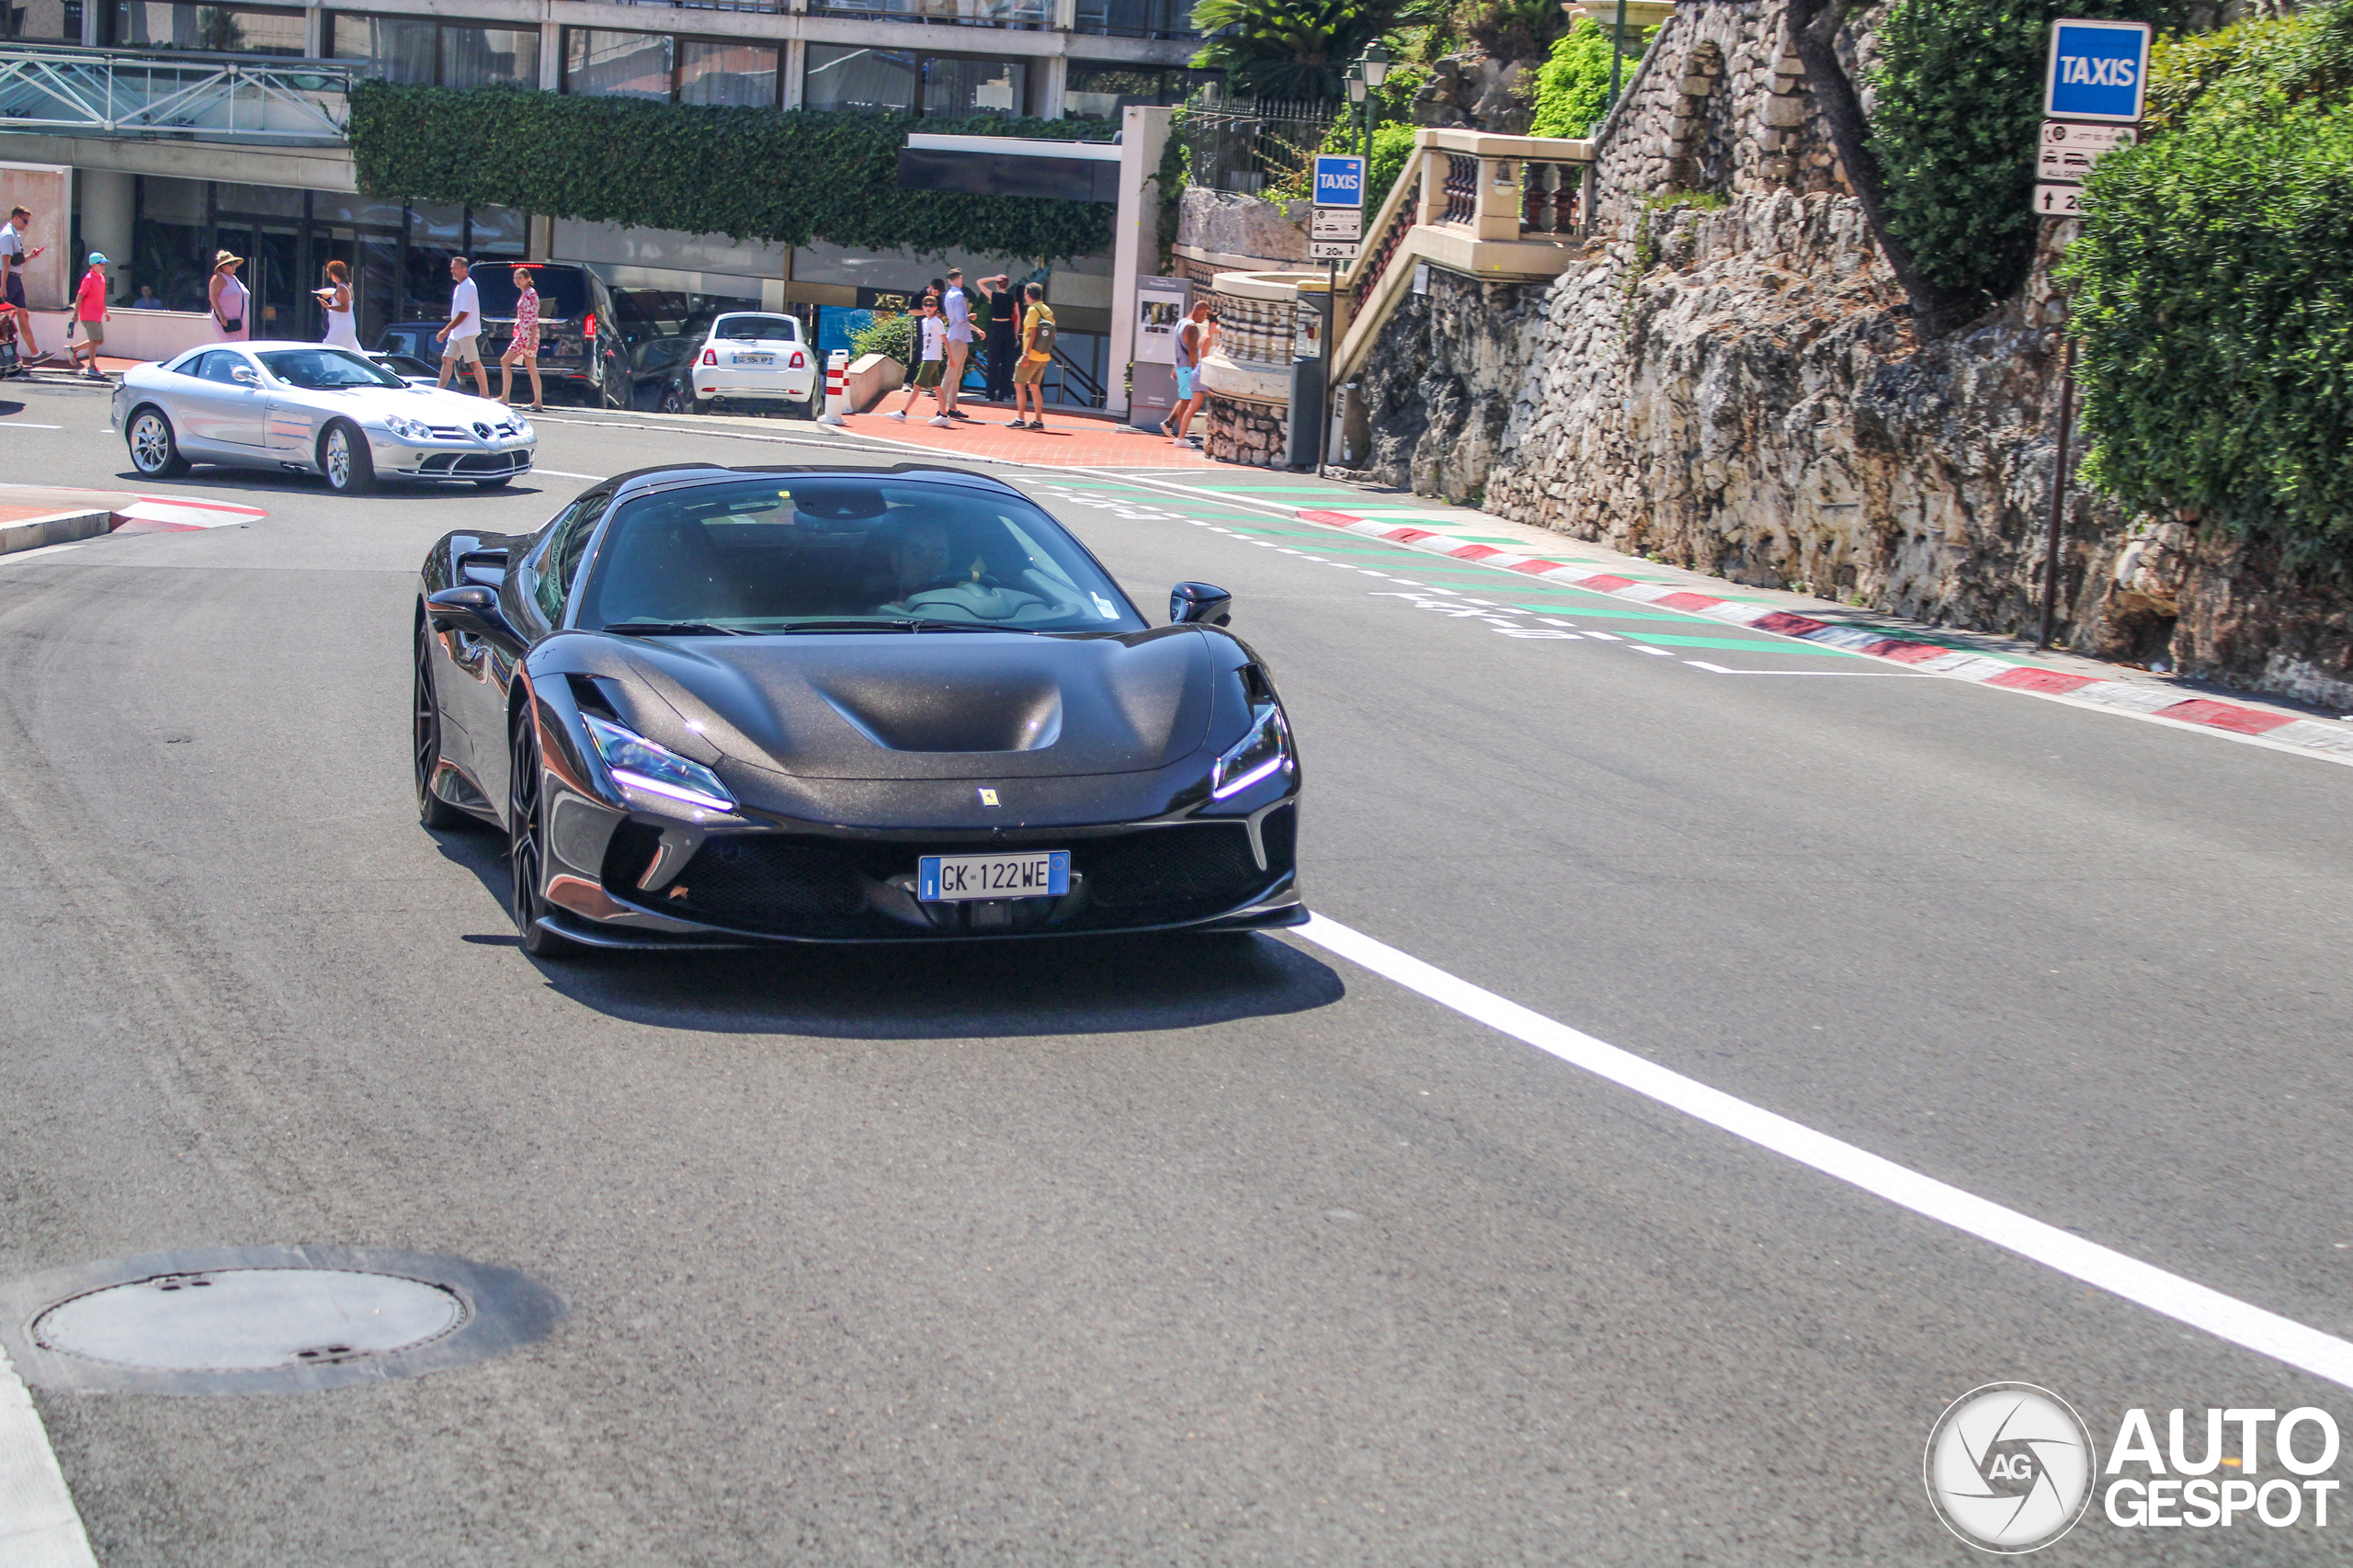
[331,15,540,87]
[564,28,672,100]
[804,43,915,114]
[3,0,84,43]
[1064,63,1211,118]
[1071,0,1197,39]
[111,2,303,53]
[807,0,1048,28]
[677,39,779,107]
[804,43,1025,116]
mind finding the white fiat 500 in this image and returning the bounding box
[675,312,817,416]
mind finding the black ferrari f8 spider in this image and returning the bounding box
[415,464,1303,956]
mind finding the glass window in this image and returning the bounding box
[565,28,672,99]
[331,13,436,82]
[577,476,1146,634]
[113,2,303,52]
[473,265,591,322]
[196,351,253,384]
[468,203,528,259]
[533,494,604,625]
[3,0,82,42]
[803,44,915,114]
[711,314,801,343]
[441,24,540,87]
[678,39,776,106]
[213,181,303,219]
[256,348,404,389]
[1071,0,1196,37]
[1065,63,1205,119]
[921,54,1024,117]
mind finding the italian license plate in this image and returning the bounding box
[918,850,1070,902]
[736,353,773,366]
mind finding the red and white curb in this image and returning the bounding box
[1296,509,2353,764]
[112,495,267,533]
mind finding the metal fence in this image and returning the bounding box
[0,45,350,142]
[1174,86,1336,197]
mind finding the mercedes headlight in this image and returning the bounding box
[1210,704,1292,799]
[510,415,533,440]
[382,414,426,439]
[583,714,735,813]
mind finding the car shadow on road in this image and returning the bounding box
[106,467,564,505]
[431,824,1347,1040]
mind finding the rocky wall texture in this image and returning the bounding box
[1205,394,1288,468]
[1336,0,2353,707]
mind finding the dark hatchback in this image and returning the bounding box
[415,464,1304,956]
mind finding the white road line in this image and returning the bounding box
[1688,660,1939,677]
[0,1346,97,1566]
[1295,914,2353,1391]
[533,469,608,481]
[0,424,63,430]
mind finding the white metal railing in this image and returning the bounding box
[0,45,351,142]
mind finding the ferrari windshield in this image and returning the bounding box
[257,348,404,391]
[574,476,1147,634]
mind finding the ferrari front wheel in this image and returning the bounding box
[508,708,585,959]
[414,621,472,831]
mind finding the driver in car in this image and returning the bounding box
[880,519,954,612]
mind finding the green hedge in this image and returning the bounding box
[2063,0,2353,565]
[1867,0,2187,311]
[348,82,1118,261]
[1527,19,1637,139]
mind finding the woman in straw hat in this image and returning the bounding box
[209,250,249,342]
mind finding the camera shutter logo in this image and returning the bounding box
[1925,1383,2097,1552]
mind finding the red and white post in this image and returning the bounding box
[819,349,848,426]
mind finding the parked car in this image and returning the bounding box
[657,312,817,417]
[621,333,703,412]
[369,350,440,387]
[115,341,535,494]
[378,263,631,408]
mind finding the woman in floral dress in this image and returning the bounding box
[498,264,543,411]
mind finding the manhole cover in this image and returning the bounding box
[0,1245,562,1395]
[35,1269,466,1372]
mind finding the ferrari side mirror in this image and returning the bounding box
[1170,582,1233,627]
[426,585,505,637]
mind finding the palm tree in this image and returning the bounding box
[1189,0,1402,101]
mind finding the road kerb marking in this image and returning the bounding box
[0,1345,97,1567]
[1294,913,2353,1392]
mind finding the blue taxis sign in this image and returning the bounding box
[2044,17,2152,123]
[1313,154,1366,208]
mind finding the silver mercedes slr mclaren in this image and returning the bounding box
[111,340,536,494]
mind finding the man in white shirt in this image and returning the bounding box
[938,267,972,420]
[435,255,490,398]
[1,206,49,363]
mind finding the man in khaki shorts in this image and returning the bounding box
[1008,282,1053,430]
[435,255,491,398]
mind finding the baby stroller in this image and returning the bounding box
[0,312,22,380]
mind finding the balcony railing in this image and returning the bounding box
[0,44,350,142]
[1071,0,1197,39]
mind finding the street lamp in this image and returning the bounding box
[1346,62,1368,165]
[1353,41,1390,167]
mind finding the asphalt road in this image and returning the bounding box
[3,386,2351,1563]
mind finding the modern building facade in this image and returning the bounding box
[0,0,1208,401]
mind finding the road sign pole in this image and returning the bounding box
[2038,334,2077,651]
[1318,258,1336,476]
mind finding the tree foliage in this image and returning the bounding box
[2063,0,2353,564]
[347,82,1117,261]
[1189,0,1425,99]
[1527,19,1634,138]
[1866,0,2188,311]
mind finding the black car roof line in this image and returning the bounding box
[599,462,1028,503]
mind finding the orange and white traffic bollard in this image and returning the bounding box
[819,349,848,426]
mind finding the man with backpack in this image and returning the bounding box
[1008,281,1054,430]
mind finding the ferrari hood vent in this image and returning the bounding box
[619,629,1215,781]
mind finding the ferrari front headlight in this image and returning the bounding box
[1211,704,1292,800]
[583,714,735,813]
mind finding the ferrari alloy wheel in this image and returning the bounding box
[507,707,583,958]
[127,408,188,477]
[413,622,472,831]
[320,420,376,494]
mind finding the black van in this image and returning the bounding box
[377,263,631,407]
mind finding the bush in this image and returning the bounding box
[2063,0,2353,566]
[1867,0,2188,312]
[348,82,1116,261]
[850,310,917,367]
[1454,0,1564,61]
[1527,18,1630,138]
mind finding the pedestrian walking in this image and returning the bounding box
[313,259,359,349]
[886,296,947,423]
[3,207,49,363]
[939,267,973,420]
[499,263,543,410]
[436,255,491,399]
[979,273,1017,403]
[1168,299,1214,447]
[67,252,108,381]
[1009,281,1054,430]
[209,250,249,341]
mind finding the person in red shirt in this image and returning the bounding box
[68,253,108,381]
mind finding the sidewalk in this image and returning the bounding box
[831,403,1221,470]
